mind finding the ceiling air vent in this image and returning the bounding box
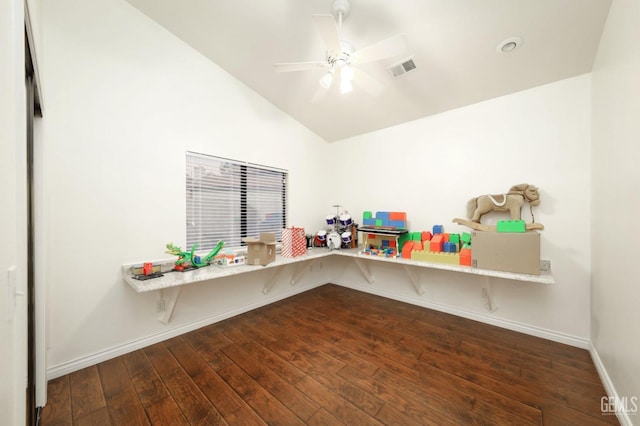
[389,58,416,77]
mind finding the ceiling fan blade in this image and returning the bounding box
[353,68,386,97]
[273,61,329,73]
[351,34,409,64]
[311,86,329,103]
[312,14,342,55]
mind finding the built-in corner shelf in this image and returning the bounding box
[122,250,329,323]
[339,251,553,312]
[122,249,554,323]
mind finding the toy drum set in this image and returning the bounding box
[315,205,357,250]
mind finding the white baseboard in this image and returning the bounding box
[46,279,591,378]
[46,279,634,426]
[49,280,633,424]
[332,280,591,349]
[590,344,634,426]
[46,280,327,381]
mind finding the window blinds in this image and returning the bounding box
[186,151,288,251]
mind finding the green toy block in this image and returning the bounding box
[375,219,383,226]
[398,233,411,252]
[410,232,422,241]
[461,232,472,245]
[363,211,372,219]
[497,220,526,233]
[449,234,460,245]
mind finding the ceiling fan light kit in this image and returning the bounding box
[273,0,410,98]
[340,79,353,94]
[319,69,335,89]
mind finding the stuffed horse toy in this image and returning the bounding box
[467,183,540,223]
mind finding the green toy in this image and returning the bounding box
[165,241,225,270]
[496,220,526,233]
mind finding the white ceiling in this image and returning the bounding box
[125,0,612,142]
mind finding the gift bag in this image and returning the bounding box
[282,226,307,257]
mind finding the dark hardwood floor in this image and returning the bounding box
[41,284,618,425]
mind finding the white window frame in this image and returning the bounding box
[186,151,288,252]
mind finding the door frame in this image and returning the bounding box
[24,1,45,423]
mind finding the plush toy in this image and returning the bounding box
[467,183,540,223]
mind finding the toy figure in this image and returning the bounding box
[453,183,544,232]
[467,183,540,223]
[166,241,224,270]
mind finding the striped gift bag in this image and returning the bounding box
[282,226,307,257]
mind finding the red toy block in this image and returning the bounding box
[389,240,397,248]
[430,234,444,252]
[421,231,432,242]
[443,233,450,242]
[460,248,472,266]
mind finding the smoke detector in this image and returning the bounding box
[497,36,523,54]
[389,57,417,77]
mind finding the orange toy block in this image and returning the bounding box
[389,212,407,221]
[460,248,472,266]
[421,231,432,242]
[443,233,450,242]
[430,234,444,252]
[402,241,422,259]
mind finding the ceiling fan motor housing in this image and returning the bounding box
[332,0,351,20]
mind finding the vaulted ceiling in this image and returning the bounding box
[126,0,612,142]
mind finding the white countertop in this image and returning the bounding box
[123,248,554,293]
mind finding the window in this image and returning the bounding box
[186,151,287,251]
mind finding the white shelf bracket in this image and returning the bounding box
[157,286,182,324]
[483,276,497,312]
[263,266,284,295]
[353,258,375,284]
[290,260,315,286]
[402,265,424,295]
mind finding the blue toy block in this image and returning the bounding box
[363,218,376,226]
[443,242,457,253]
[376,211,390,221]
[389,220,406,229]
[433,224,444,235]
[381,240,389,247]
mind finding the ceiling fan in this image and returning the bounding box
[273,0,409,98]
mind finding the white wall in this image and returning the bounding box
[39,0,623,395]
[329,75,592,343]
[0,0,27,423]
[40,0,330,376]
[591,0,640,412]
